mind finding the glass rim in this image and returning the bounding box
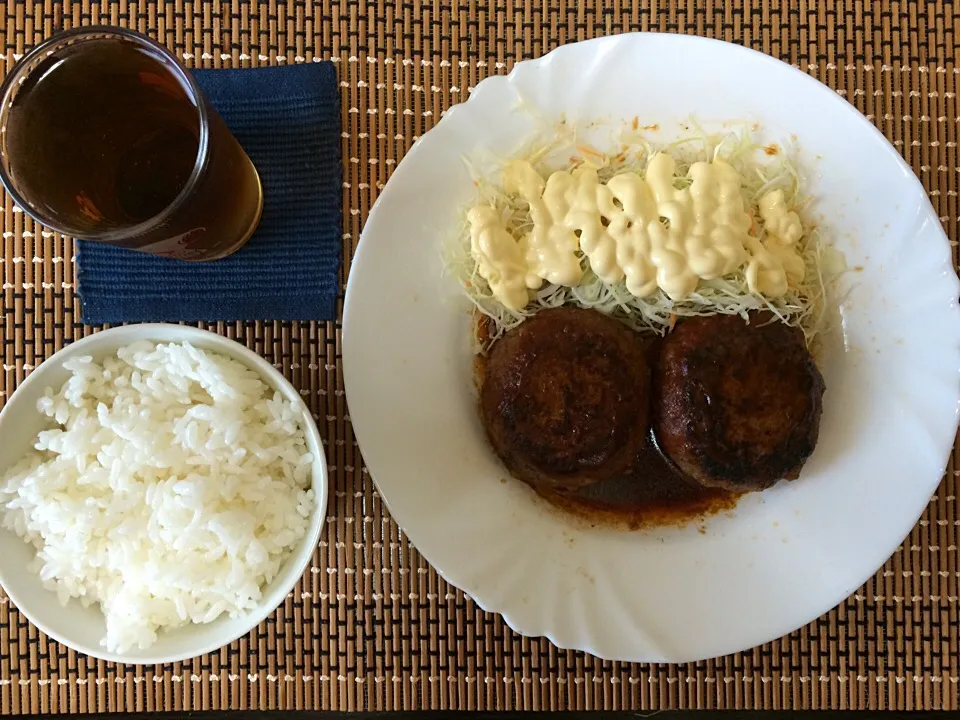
[0,25,211,242]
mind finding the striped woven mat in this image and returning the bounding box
[0,0,958,712]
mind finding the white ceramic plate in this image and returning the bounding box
[0,325,328,664]
[342,34,960,663]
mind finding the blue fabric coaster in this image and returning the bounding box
[77,62,342,324]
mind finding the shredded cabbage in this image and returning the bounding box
[443,122,833,350]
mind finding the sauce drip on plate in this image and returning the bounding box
[537,428,737,530]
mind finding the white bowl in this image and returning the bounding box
[0,324,328,664]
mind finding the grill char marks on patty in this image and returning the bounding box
[480,307,652,492]
[653,313,825,492]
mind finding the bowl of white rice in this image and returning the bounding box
[0,324,327,664]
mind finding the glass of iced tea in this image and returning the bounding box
[0,27,262,260]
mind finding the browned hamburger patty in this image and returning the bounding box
[653,314,825,492]
[480,307,651,492]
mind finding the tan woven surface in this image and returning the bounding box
[0,0,958,713]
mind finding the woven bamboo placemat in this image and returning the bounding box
[0,0,958,713]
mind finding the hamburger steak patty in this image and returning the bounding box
[480,307,651,491]
[653,314,825,492]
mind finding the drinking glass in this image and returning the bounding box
[0,27,262,260]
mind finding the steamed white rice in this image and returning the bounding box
[0,341,316,653]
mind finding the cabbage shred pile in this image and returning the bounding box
[444,124,832,351]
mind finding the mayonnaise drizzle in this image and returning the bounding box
[466,206,533,312]
[503,161,583,287]
[468,153,806,309]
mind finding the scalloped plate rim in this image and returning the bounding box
[343,32,960,663]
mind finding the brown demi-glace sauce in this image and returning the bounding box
[475,316,738,530]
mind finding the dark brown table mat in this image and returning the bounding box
[1,0,958,712]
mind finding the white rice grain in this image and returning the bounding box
[0,341,315,653]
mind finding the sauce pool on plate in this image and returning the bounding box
[537,429,737,530]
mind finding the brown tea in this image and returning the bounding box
[0,33,261,260]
